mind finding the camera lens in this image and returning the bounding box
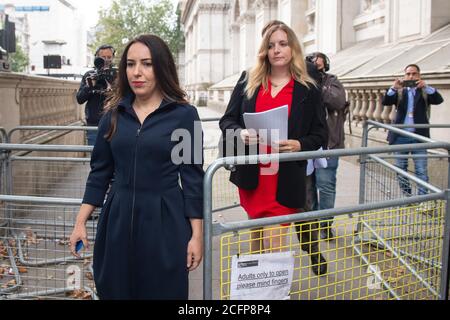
[94,57,106,69]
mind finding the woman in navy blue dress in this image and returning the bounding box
[69,34,204,299]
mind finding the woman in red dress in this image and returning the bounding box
[219,22,328,276]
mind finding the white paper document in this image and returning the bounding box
[243,105,288,145]
[306,147,328,176]
[229,251,295,300]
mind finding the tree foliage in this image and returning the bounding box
[10,42,29,72]
[93,0,183,60]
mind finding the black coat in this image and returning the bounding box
[219,72,328,209]
[76,71,108,126]
[382,88,444,144]
[83,95,204,299]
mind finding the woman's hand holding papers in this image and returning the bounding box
[274,140,301,153]
[240,129,260,145]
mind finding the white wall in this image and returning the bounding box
[278,0,290,25]
[398,0,421,38]
[0,0,87,75]
[389,0,449,42]
[317,0,339,53]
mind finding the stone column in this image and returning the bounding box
[381,103,392,124]
[358,90,369,122]
[373,90,384,124]
[239,12,256,71]
[388,103,397,124]
[229,22,241,76]
[348,90,357,122]
[353,90,363,124]
[366,90,376,121]
[195,3,231,106]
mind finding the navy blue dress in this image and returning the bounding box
[82,95,204,299]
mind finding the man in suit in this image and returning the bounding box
[382,64,444,196]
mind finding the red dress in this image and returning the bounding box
[239,78,298,220]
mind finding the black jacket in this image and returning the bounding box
[320,72,347,149]
[219,71,328,209]
[306,61,321,84]
[382,88,444,144]
[76,70,109,126]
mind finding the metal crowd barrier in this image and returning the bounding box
[0,195,98,299]
[0,127,6,194]
[0,128,6,143]
[6,124,97,145]
[361,121,450,201]
[352,121,450,300]
[4,125,95,199]
[2,120,449,300]
[0,144,95,299]
[3,119,238,208]
[203,121,450,300]
[0,118,237,299]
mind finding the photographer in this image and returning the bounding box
[382,64,444,197]
[76,45,116,145]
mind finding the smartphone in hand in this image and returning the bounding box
[403,80,417,88]
[75,240,84,253]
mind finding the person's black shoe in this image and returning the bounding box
[320,227,335,241]
[310,252,327,276]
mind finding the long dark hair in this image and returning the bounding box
[104,34,188,140]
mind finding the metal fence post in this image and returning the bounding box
[356,121,369,234]
[447,148,450,190]
[0,150,5,194]
[440,149,450,299]
[5,149,13,195]
[359,121,369,205]
[203,163,216,300]
[439,190,450,300]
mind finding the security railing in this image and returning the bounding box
[203,121,450,300]
[6,125,97,145]
[0,118,236,299]
[0,196,98,299]
[1,120,449,300]
[0,128,6,143]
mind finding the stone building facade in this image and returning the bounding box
[179,0,450,142]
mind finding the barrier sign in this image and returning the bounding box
[230,251,295,300]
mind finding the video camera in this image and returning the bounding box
[305,54,315,64]
[86,56,118,89]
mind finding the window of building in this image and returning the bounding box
[305,0,316,34]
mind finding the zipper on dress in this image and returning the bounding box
[130,124,141,244]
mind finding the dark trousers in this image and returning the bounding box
[294,219,320,253]
[294,175,320,253]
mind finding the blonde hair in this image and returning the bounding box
[245,23,315,99]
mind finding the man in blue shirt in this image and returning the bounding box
[382,64,444,196]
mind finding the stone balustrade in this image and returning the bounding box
[0,72,86,197]
[0,72,83,143]
[341,72,450,143]
[207,71,450,144]
[346,88,394,125]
